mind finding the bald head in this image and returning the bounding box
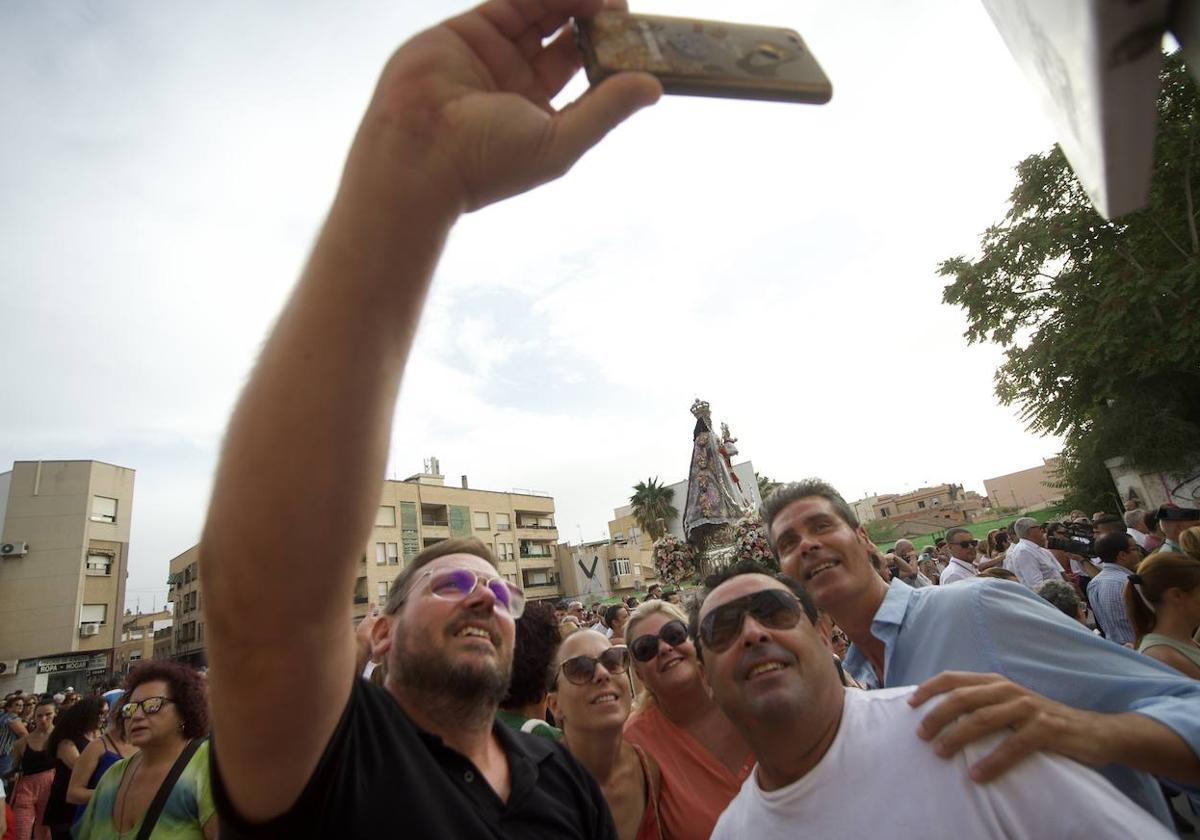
[894,539,915,559]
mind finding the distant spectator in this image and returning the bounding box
[43,697,102,838]
[870,553,892,583]
[644,584,663,602]
[1004,518,1065,589]
[498,601,563,740]
[604,604,631,646]
[1125,509,1151,550]
[940,527,980,586]
[625,596,639,610]
[1143,511,1164,552]
[1155,505,1200,554]
[1037,580,1086,624]
[567,601,585,622]
[1090,532,1142,646]
[0,695,29,778]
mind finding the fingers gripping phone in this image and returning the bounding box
[574,11,832,105]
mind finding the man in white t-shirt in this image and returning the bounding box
[690,565,1171,839]
[1003,518,1065,589]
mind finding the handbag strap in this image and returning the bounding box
[134,737,205,840]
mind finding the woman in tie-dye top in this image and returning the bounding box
[75,662,214,839]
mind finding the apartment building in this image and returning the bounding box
[115,609,172,675]
[872,484,987,522]
[167,546,205,666]
[358,460,561,616]
[983,458,1065,512]
[0,460,135,695]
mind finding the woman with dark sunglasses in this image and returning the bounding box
[622,601,752,840]
[76,661,215,839]
[548,630,662,840]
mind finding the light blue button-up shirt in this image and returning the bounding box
[843,578,1199,828]
[1088,563,1137,646]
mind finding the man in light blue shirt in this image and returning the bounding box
[1088,531,1141,646]
[763,479,1200,829]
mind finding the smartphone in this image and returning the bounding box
[574,11,832,105]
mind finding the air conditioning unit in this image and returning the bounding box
[79,623,100,637]
[1,541,28,557]
[0,660,17,676]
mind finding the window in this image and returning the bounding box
[473,511,490,530]
[917,501,926,510]
[129,651,143,662]
[498,542,514,561]
[523,569,552,587]
[609,559,631,578]
[86,553,113,576]
[387,543,399,565]
[376,506,396,528]
[375,543,387,565]
[91,496,118,523]
[378,581,389,599]
[495,513,511,531]
[629,526,641,539]
[81,603,107,625]
[880,507,890,518]
[614,531,624,541]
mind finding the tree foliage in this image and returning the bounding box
[630,478,678,541]
[939,53,1200,506]
[755,472,780,502]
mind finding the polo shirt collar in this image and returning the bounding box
[1100,562,1134,576]
[947,556,977,573]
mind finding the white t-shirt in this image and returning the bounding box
[711,687,1171,840]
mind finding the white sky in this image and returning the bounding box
[0,0,1063,611]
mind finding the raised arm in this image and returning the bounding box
[200,0,659,823]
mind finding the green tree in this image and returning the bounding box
[755,472,780,501]
[939,52,1200,509]
[630,478,678,541]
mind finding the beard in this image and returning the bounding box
[389,626,513,728]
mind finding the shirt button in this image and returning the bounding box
[464,771,475,783]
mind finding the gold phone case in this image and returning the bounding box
[575,11,832,105]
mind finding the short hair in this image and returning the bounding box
[604,604,627,628]
[687,560,818,664]
[1122,509,1145,529]
[123,661,209,739]
[978,567,1017,581]
[944,527,971,545]
[1013,517,1039,539]
[1095,531,1135,564]
[500,601,560,710]
[1036,580,1081,619]
[762,479,858,548]
[1182,526,1200,562]
[383,537,495,615]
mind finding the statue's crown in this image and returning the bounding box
[690,399,712,424]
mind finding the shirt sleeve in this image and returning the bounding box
[194,741,217,829]
[964,581,1200,785]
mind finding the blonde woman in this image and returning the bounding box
[623,600,752,840]
[549,630,661,840]
[1123,550,1200,679]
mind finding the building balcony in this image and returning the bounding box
[519,547,555,560]
[522,584,561,600]
[519,554,557,569]
[353,594,369,605]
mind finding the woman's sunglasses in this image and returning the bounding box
[699,589,805,653]
[558,646,631,685]
[630,619,690,662]
[120,696,175,718]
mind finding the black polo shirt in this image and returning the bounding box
[211,678,615,839]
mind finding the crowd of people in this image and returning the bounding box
[6,0,1199,836]
[1,661,214,839]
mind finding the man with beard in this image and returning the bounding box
[198,0,662,834]
[692,565,1170,839]
[763,480,1200,830]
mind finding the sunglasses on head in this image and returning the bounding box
[630,620,690,662]
[410,568,526,618]
[699,589,805,653]
[950,539,978,548]
[558,646,631,686]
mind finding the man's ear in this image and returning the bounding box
[697,658,715,701]
[546,690,561,726]
[370,612,394,661]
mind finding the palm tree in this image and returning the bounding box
[630,478,678,541]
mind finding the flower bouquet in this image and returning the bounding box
[653,534,697,586]
[733,512,778,571]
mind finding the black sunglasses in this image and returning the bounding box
[630,620,690,662]
[699,589,805,653]
[558,647,631,685]
[950,539,978,548]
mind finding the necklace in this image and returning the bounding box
[116,752,142,831]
